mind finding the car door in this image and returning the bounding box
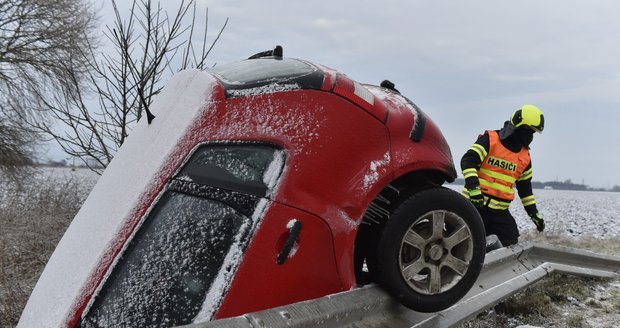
[77,143,339,327]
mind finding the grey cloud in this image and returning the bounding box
[99,0,620,187]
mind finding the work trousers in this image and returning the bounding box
[476,206,519,246]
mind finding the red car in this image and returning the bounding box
[19,48,485,328]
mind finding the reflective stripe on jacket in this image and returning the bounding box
[478,130,530,202]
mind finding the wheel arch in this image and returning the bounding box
[353,168,453,284]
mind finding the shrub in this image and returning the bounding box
[0,168,94,327]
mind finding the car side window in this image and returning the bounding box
[79,144,284,327]
[176,144,285,197]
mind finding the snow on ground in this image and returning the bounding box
[4,168,620,327]
[13,171,618,239]
[519,189,620,238]
[7,172,617,239]
[0,166,98,211]
[446,184,620,239]
[5,171,618,241]
[3,173,618,242]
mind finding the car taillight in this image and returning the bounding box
[333,74,388,122]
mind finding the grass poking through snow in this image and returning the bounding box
[0,169,93,327]
[462,233,620,328]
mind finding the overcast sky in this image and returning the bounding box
[97,0,620,188]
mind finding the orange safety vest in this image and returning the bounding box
[478,130,530,201]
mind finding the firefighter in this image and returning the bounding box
[461,105,545,246]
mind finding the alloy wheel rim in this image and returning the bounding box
[398,210,474,295]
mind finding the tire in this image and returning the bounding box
[376,187,486,312]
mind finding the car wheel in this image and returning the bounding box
[376,187,485,312]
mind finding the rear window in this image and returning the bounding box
[211,58,315,84]
[209,58,324,97]
[78,144,285,327]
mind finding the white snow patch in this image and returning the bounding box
[446,185,620,238]
[226,83,299,98]
[209,95,324,154]
[337,208,359,233]
[287,243,300,259]
[512,189,620,238]
[282,219,300,260]
[263,150,286,196]
[17,70,218,328]
[278,310,292,320]
[286,218,299,229]
[363,152,391,191]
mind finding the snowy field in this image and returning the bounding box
[2,167,620,327]
[0,167,98,211]
[519,188,620,238]
[450,184,620,239]
[2,168,618,239]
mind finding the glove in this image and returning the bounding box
[467,187,484,207]
[530,212,545,232]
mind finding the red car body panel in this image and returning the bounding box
[194,89,393,293]
[19,57,457,328]
[214,202,342,319]
[373,86,455,179]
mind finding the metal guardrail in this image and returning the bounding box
[181,242,620,328]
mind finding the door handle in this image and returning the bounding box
[277,220,303,265]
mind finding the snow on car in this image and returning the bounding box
[18,48,486,328]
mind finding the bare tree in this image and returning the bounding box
[0,0,97,174]
[19,0,228,172]
[0,113,34,181]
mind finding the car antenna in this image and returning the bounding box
[248,45,283,59]
[138,88,155,124]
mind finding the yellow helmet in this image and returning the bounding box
[510,105,544,133]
